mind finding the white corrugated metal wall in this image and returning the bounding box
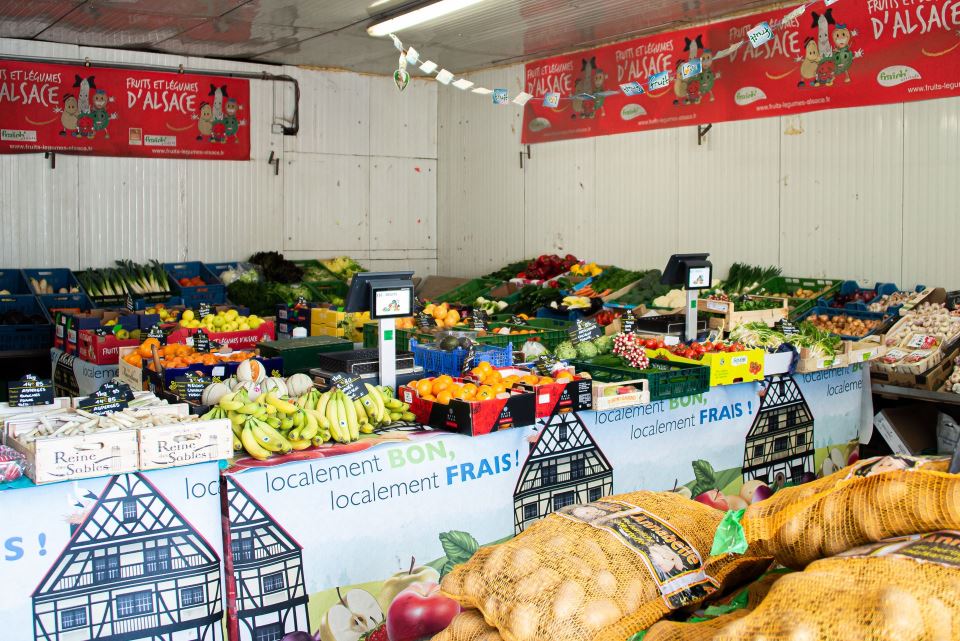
[0,38,438,276]
[438,63,960,288]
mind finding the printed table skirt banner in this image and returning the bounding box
[221,364,871,641]
[0,461,225,641]
[0,60,250,160]
[522,0,960,143]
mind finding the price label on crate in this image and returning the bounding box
[509,315,528,326]
[7,374,54,407]
[534,354,561,377]
[194,328,212,353]
[146,324,166,345]
[169,372,212,403]
[417,312,435,330]
[198,302,212,319]
[76,381,132,416]
[776,320,800,336]
[461,345,477,376]
[331,373,365,401]
[622,316,636,334]
[906,334,939,349]
[568,319,602,345]
[472,309,489,331]
[125,293,135,312]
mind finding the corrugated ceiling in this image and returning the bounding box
[1,0,777,73]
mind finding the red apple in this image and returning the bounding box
[847,447,860,466]
[386,582,459,641]
[693,489,729,511]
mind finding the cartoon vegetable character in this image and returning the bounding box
[196,102,213,141]
[59,95,78,136]
[91,89,111,138]
[831,22,861,82]
[699,50,718,102]
[798,37,821,87]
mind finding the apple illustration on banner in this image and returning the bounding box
[319,588,384,641]
[386,582,460,641]
[378,557,441,611]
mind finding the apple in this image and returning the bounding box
[847,446,860,466]
[672,486,692,499]
[386,582,459,641]
[377,557,441,611]
[693,489,729,510]
[740,480,773,504]
[320,588,383,641]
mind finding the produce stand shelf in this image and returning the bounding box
[871,383,960,406]
[570,357,710,401]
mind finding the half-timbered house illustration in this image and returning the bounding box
[226,477,310,641]
[513,410,613,534]
[32,472,223,641]
[742,374,815,484]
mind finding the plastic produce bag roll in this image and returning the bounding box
[440,491,773,641]
[712,455,960,568]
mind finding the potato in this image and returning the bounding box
[510,603,541,641]
[553,580,585,620]
[580,599,622,631]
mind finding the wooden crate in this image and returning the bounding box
[698,296,789,329]
[7,425,139,484]
[590,379,650,411]
[138,417,233,471]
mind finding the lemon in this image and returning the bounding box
[181,309,195,322]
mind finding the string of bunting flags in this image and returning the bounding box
[386,0,820,106]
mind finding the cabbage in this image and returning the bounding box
[576,342,599,358]
[554,341,578,360]
[593,335,613,354]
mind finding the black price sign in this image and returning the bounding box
[509,315,528,326]
[417,312,435,330]
[331,373,364,401]
[198,302,212,319]
[568,319,602,345]
[472,309,489,331]
[194,328,212,353]
[76,381,132,416]
[170,372,212,402]
[461,345,476,376]
[147,324,166,344]
[776,320,800,336]
[125,293,135,312]
[622,316,636,334]
[413,297,426,315]
[534,354,560,377]
[8,375,54,407]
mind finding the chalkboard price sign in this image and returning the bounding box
[8,375,54,407]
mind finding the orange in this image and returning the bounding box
[473,361,492,375]
[435,374,453,385]
[539,376,555,384]
[460,383,478,399]
[476,385,494,401]
[448,386,464,400]
[555,370,574,381]
[417,379,434,397]
[436,390,453,404]
[406,379,419,390]
[431,379,450,395]
[483,370,503,384]
[504,374,520,384]
[139,338,160,358]
[520,374,540,386]
[421,394,436,402]
[492,383,506,395]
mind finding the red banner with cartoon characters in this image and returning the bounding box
[0,61,250,160]
[522,0,960,143]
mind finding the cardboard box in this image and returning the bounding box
[312,324,346,338]
[400,382,536,436]
[7,427,139,484]
[590,379,650,410]
[872,405,940,456]
[464,366,592,418]
[63,309,139,355]
[417,276,470,301]
[647,347,765,386]
[698,296,789,330]
[51,347,119,397]
[764,350,795,375]
[312,308,346,326]
[167,320,276,350]
[77,329,141,365]
[871,342,959,390]
[138,417,233,471]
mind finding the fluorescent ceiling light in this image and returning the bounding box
[368,0,486,37]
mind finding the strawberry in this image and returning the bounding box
[361,623,388,641]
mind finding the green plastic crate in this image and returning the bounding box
[304,280,349,305]
[570,357,710,402]
[257,335,354,375]
[493,318,572,350]
[292,259,340,283]
[431,277,501,304]
[364,324,416,350]
[753,276,841,318]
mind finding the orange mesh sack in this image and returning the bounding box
[440,491,772,641]
[711,531,960,641]
[715,455,960,568]
[637,568,791,641]
[432,610,503,641]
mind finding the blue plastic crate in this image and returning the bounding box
[0,296,53,351]
[38,293,93,315]
[410,339,513,377]
[204,261,260,284]
[133,296,184,311]
[0,269,31,296]
[21,268,84,296]
[536,306,587,322]
[164,262,226,305]
[796,306,886,340]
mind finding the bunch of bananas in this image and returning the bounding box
[201,383,415,461]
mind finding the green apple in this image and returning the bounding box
[377,558,441,611]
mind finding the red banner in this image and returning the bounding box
[522,0,960,143]
[0,61,250,160]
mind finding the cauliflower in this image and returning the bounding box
[554,341,578,360]
[593,335,613,354]
[576,341,599,359]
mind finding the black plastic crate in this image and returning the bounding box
[316,349,415,375]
